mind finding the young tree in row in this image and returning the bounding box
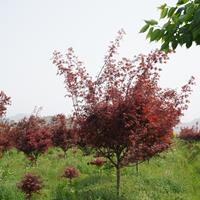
[13,115,52,163]
[53,29,194,196]
[17,173,43,200]
[179,123,200,141]
[62,166,80,185]
[50,114,76,157]
[0,121,12,158]
[0,91,10,118]
[0,91,11,158]
[140,0,200,51]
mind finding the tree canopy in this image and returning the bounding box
[140,0,200,51]
[53,30,194,195]
[13,115,52,162]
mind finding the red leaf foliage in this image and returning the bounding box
[17,173,43,200]
[89,157,106,167]
[53,30,194,167]
[50,114,76,153]
[13,115,52,160]
[62,166,80,180]
[0,121,12,156]
[179,123,200,141]
[0,91,11,118]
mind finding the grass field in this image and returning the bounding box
[0,139,200,200]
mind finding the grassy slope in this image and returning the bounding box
[0,139,200,200]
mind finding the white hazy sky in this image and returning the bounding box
[0,0,199,122]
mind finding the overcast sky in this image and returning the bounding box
[0,0,199,122]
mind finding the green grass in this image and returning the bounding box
[0,139,200,200]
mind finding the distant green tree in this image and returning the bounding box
[140,0,200,51]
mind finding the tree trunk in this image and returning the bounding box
[136,161,139,175]
[64,150,67,159]
[116,152,121,196]
[116,165,120,196]
[25,193,31,200]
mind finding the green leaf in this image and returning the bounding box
[146,27,154,39]
[194,9,200,24]
[178,36,185,46]
[145,19,158,25]
[192,26,200,39]
[139,24,150,33]
[172,40,178,49]
[150,29,162,41]
[186,3,195,15]
[195,35,200,45]
[160,7,168,19]
[158,3,167,10]
[184,13,193,22]
[166,24,176,34]
[186,40,193,48]
[183,33,193,48]
[161,41,169,51]
[168,7,176,17]
[172,15,179,23]
[177,0,189,5]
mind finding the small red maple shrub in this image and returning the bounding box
[50,114,76,156]
[62,166,79,184]
[17,173,43,200]
[89,157,106,167]
[13,115,52,162]
[179,124,200,141]
[53,29,194,195]
[0,91,11,118]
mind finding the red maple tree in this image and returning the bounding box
[62,166,80,184]
[50,114,76,157]
[89,157,106,167]
[53,29,194,195]
[13,115,52,163]
[179,123,200,141]
[17,173,43,200]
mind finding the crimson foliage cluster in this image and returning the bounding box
[179,124,200,141]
